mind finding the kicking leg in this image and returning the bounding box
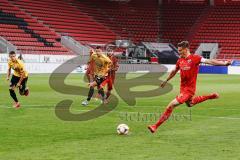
[188,93,219,107]
[148,92,193,133]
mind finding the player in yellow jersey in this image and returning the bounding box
[7,51,29,108]
[82,47,112,106]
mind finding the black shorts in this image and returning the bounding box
[95,75,106,86]
[10,75,28,90]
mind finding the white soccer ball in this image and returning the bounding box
[117,124,129,135]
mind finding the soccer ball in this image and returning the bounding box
[117,124,129,135]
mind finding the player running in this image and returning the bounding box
[82,47,112,106]
[85,49,102,101]
[148,41,231,133]
[7,51,29,108]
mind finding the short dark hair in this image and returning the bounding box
[177,41,189,49]
[9,51,16,55]
[96,46,101,49]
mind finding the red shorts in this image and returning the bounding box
[176,92,194,104]
[100,77,113,91]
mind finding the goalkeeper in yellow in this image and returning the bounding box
[7,51,29,108]
[82,47,112,106]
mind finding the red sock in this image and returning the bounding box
[191,93,218,105]
[155,107,173,128]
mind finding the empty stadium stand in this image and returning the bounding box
[191,5,240,59]
[11,0,117,44]
[0,0,240,59]
[71,0,160,43]
[0,0,71,55]
[160,3,207,46]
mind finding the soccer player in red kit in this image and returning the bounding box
[100,51,119,101]
[148,41,232,133]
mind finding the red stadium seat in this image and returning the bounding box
[191,5,240,59]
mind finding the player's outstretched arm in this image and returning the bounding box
[203,59,232,66]
[161,67,179,88]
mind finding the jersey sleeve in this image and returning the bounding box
[200,57,207,63]
[193,54,202,65]
[18,60,25,74]
[8,61,11,69]
[175,59,180,71]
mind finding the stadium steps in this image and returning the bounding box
[70,0,160,43]
[11,0,117,44]
[191,5,240,60]
[186,6,213,48]
[0,0,71,55]
[160,3,207,46]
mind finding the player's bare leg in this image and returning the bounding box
[148,98,180,133]
[187,93,219,107]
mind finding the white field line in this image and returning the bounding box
[0,105,239,120]
[0,104,239,110]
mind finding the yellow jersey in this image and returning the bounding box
[8,59,28,78]
[89,53,112,77]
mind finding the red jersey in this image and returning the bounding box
[176,54,202,95]
[86,60,94,75]
[108,55,119,77]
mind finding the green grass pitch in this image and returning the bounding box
[0,73,239,160]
